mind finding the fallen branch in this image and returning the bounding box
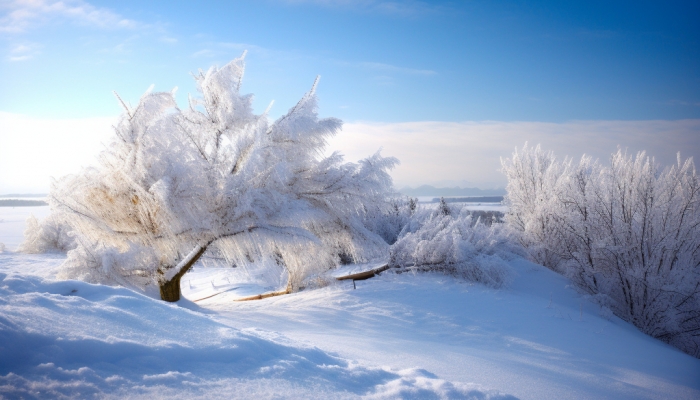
[335,264,390,281]
[235,288,291,301]
[195,263,390,302]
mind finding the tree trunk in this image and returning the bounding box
[160,244,208,302]
[160,275,184,302]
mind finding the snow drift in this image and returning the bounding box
[0,269,513,399]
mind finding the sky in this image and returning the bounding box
[0,0,699,192]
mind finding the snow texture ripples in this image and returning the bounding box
[0,267,513,399]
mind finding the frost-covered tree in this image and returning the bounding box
[499,144,565,271]
[502,144,700,357]
[50,52,397,301]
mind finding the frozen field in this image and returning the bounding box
[1,206,699,399]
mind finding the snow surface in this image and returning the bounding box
[1,206,699,399]
[182,262,289,302]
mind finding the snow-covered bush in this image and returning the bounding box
[19,214,75,254]
[362,196,416,245]
[498,145,565,272]
[389,204,519,288]
[502,144,700,357]
[48,52,397,301]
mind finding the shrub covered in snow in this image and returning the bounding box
[19,215,75,254]
[389,203,519,288]
[47,53,397,301]
[502,144,700,357]
[363,196,417,245]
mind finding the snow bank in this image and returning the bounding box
[0,268,513,399]
[209,262,700,400]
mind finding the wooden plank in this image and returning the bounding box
[335,263,390,281]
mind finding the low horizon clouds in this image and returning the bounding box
[2,112,698,193]
[0,112,114,193]
[331,119,700,189]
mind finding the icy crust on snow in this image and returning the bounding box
[0,269,513,399]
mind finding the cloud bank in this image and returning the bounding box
[0,112,114,193]
[330,120,700,188]
[1,113,698,193]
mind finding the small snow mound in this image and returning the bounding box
[368,368,517,400]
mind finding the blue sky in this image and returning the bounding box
[1,0,699,192]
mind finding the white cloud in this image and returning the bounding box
[328,120,700,189]
[191,48,216,58]
[7,41,39,60]
[219,42,268,53]
[0,112,115,193]
[190,42,272,60]
[160,36,177,44]
[359,61,435,75]
[282,0,444,17]
[190,41,435,80]
[0,0,137,33]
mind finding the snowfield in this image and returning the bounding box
[1,206,699,399]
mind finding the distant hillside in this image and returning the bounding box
[399,185,506,197]
[0,194,48,198]
[430,196,503,203]
[0,199,48,207]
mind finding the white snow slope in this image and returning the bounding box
[1,206,699,399]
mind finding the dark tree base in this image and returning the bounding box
[160,276,182,302]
